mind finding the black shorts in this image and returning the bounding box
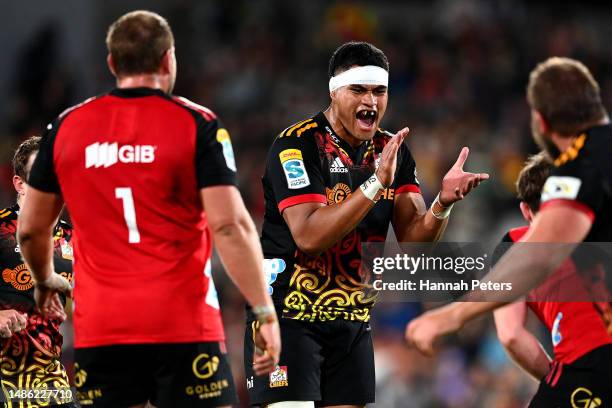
[74,341,238,408]
[244,318,375,406]
[529,344,612,407]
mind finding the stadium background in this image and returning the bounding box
[1,1,610,406]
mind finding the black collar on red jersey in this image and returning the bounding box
[109,87,169,98]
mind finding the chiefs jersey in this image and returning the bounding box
[540,124,612,241]
[0,204,73,311]
[28,87,237,348]
[0,204,73,399]
[260,112,420,323]
[503,226,612,364]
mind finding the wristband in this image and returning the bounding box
[431,193,454,219]
[360,173,385,202]
[252,304,277,325]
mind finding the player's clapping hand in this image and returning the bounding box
[439,147,489,206]
[253,319,281,376]
[375,127,410,186]
[0,309,28,338]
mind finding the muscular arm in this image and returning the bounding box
[452,205,591,321]
[392,192,447,242]
[406,206,592,355]
[282,189,376,256]
[281,128,408,256]
[493,300,551,380]
[201,185,273,309]
[17,187,63,282]
[202,186,280,374]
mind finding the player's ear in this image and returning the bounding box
[533,110,550,135]
[159,48,173,75]
[13,175,25,196]
[519,201,533,223]
[107,54,117,77]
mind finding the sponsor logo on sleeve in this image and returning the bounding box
[216,128,237,172]
[279,149,310,189]
[541,176,581,202]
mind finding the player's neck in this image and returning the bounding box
[116,74,170,93]
[323,107,364,148]
[550,134,576,153]
[551,116,610,152]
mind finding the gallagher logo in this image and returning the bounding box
[85,143,156,168]
[327,183,352,204]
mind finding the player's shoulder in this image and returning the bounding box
[506,226,529,242]
[553,125,612,171]
[277,114,321,140]
[269,114,322,158]
[49,94,106,131]
[169,95,218,122]
[0,207,17,222]
[0,207,18,236]
[544,132,603,202]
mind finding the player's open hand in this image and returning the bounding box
[253,319,281,376]
[439,147,489,206]
[405,304,463,356]
[375,127,409,187]
[0,309,28,338]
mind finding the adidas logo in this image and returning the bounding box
[85,142,155,168]
[330,157,348,173]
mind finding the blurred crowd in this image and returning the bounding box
[2,0,612,406]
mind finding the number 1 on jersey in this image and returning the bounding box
[115,187,141,243]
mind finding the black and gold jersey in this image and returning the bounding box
[0,204,73,312]
[540,124,612,241]
[0,204,75,405]
[261,112,420,322]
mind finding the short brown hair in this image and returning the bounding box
[13,136,41,179]
[527,57,607,136]
[106,10,174,76]
[516,152,552,212]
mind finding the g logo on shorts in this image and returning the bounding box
[571,387,602,408]
[192,353,220,379]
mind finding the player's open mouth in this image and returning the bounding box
[356,110,377,131]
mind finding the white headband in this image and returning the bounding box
[328,65,389,92]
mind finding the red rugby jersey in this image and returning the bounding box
[28,87,238,347]
[507,226,612,364]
